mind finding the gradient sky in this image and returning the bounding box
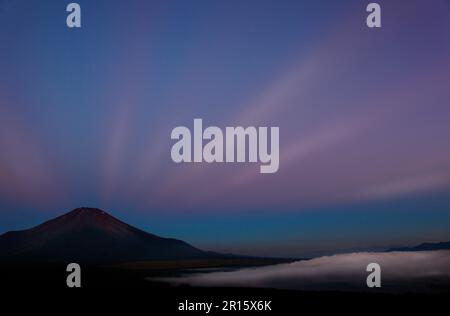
[1,0,449,257]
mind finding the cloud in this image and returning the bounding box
[359,172,450,200]
[158,250,450,292]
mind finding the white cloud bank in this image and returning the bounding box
[159,250,450,292]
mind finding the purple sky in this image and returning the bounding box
[0,0,449,256]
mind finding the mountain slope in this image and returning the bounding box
[0,207,211,264]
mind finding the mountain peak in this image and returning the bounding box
[71,207,106,214]
[67,207,110,218]
[47,207,121,231]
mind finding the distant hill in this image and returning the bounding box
[0,207,219,264]
[387,241,450,252]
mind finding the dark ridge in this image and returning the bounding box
[387,241,450,252]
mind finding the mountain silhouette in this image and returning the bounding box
[387,241,450,252]
[0,207,213,264]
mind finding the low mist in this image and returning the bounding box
[159,250,450,292]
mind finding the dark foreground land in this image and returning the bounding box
[0,258,295,289]
[1,263,449,314]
